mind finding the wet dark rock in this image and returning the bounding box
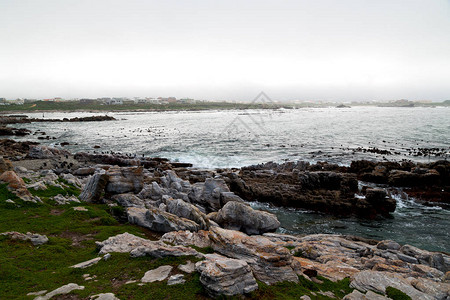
[0,139,38,159]
[0,115,116,124]
[0,127,31,136]
[225,162,393,217]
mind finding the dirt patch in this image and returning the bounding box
[57,231,94,247]
[140,227,163,241]
[50,209,65,216]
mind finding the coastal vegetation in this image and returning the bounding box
[0,99,448,113]
[0,100,286,112]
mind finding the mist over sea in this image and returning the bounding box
[13,106,450,252]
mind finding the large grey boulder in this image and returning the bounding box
[105,166,143,194]
[211,201,280,235]
[208,226,298,284]
[195,254,258,297]
[27,145,70,159]
[96,232,199,258]
[127,207,200,233]
[79,173,108,203]
[188,178,231,212]
[166,198,209,230]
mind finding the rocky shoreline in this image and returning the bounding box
[0,141,449,299]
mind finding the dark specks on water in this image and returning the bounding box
[13,107,450,253]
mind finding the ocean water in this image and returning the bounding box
[11,106,450,252]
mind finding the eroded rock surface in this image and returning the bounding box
[96,232,199,258]
[195,254,258,296]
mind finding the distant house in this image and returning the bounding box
[23,99,37,103]
[105,98,123,105]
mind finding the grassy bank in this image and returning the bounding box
[0,101,287,113]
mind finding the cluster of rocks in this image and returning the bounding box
[0,139,38,158]
[0,231,49,246]
[0,126,31,136]
[224,162,394,217]
[0,115,116,124]
[76,163,279,236]
[2,144,449,299]
[349,160,450,205]
[222,159,450,216]
[90,227,450,298]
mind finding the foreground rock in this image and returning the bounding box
[0,170,37,202]
[196,254,258,296]
[1,231,48,246]
[105,166,144,194]
[96,232,199,258]
[79,173,109,203]
[141,265,173,283]
[127,207,201,233]
[70,257,103,269]
[350,271,441,300]
[34,283,84,300]
[211,201,280,235]
[208,227,299,284]
[89,293,120,300]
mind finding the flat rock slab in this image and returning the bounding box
[344,290,389,300]
[1,231,48,246]
[89,293,121,300]
[34,283,85,300]
[141,265,173,283]
[96,232,199,258]
[70,257,102,269]
[350,271,434,300]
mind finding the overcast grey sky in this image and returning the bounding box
[1,0,449,101]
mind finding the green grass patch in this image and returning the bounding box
[22,177,32,184]
[248,276,353,300]
[386,286,412,300]
[189,245,215,254]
